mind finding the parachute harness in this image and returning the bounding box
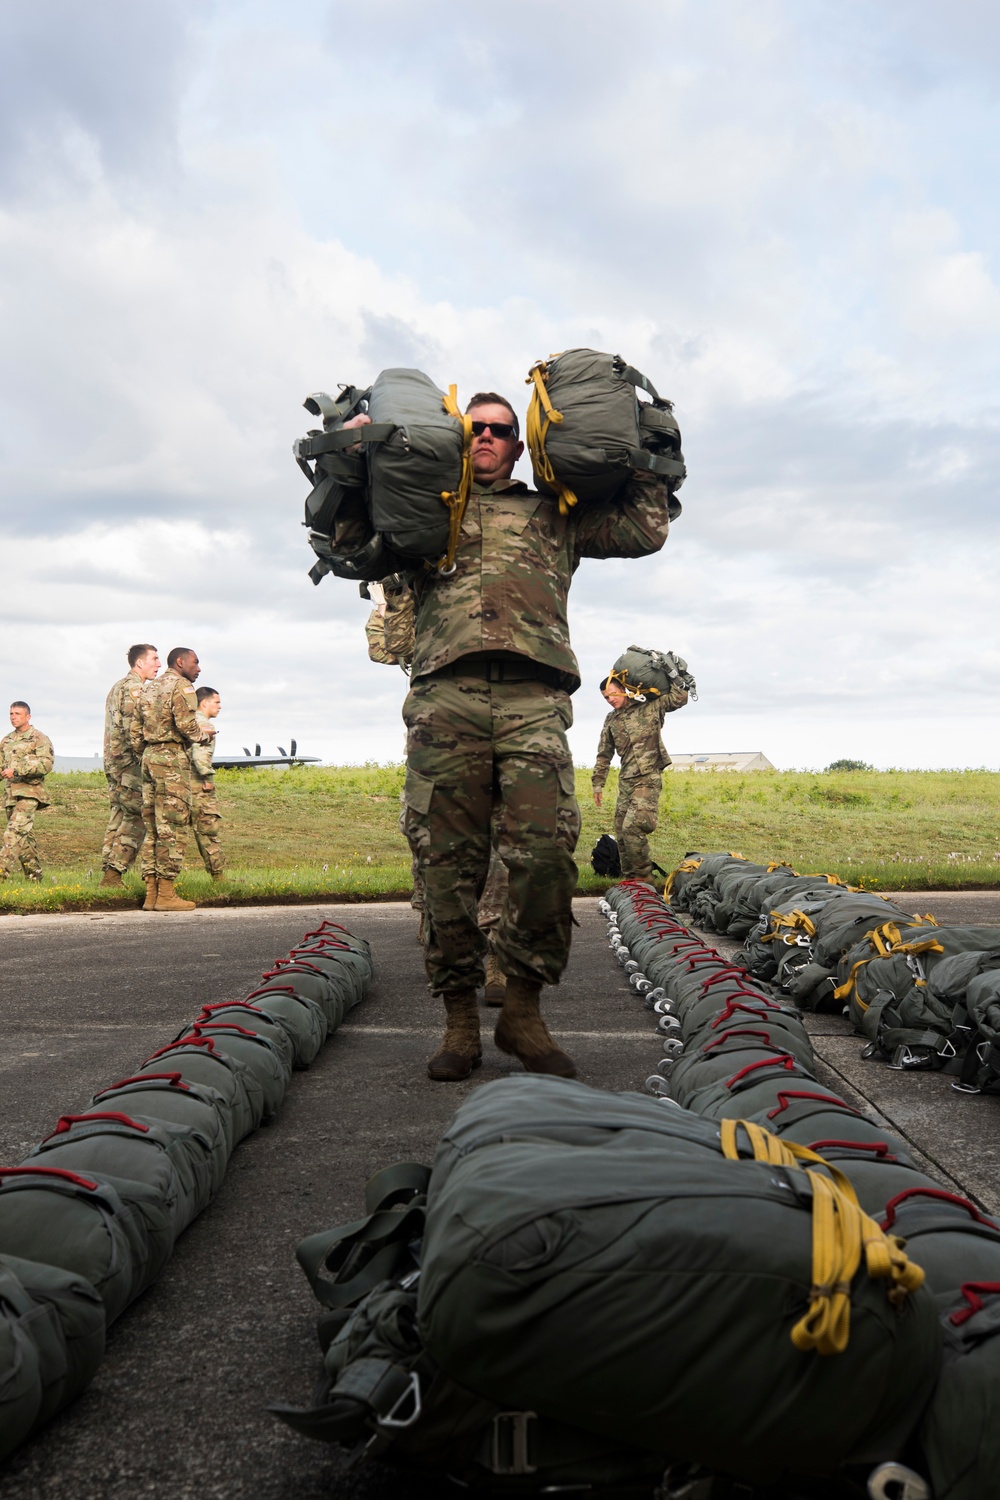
[526,359,578,516]
[721,1119,924,1355]
[438,385,475,575]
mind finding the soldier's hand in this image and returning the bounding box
[342,412,372,455]
[1,768,14,779]
[593,790,602,807]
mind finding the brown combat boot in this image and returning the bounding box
[154,879,196,912]
[494,977,577,1078]
[483,949,507,1007]
[427,990,482,1081]
[142,877,158,911]
[100,868,123,888]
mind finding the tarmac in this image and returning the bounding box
[1,890,999,1497]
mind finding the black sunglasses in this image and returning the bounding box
[471,420,518,439]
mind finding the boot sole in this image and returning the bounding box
[426,1052,483,1082]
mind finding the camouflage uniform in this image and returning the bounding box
[130,669,209,880]
[398,472,672,994]
[370,580,511,941]
[101,670,150,876]
[0,724,54,880]
[190,709,224,877]
[592,688,688,880]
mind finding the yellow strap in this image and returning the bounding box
[525,361,578,516]
[606,668,653,703]
[437,386,475,574]
[663,857,702,902]
[759,908,816,943]
[766,861,797,874]
[721,1120,924,1356]
[832,956,871,1005]
[866,920,945,959]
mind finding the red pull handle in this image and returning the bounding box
[881,1188,998,1232]
[47,1111,150,1138]
[766,1090,861,1119]
[101,1071,188,1092]
[0,1165,100,1189]
[807,1139,896,1160]
[950,1281,1000,1326]
[725,1055,798,1089]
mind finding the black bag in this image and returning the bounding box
[591,834,622,877]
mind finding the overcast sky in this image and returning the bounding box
[2,0,1000,769]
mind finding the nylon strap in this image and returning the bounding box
[437,385,474,573]
[720,1119,924,1355]
[525,361,578,515]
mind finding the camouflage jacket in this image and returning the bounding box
[592,688,688,790]
[190,709,216,782]
[130,669,209,755]
[1,724,54,806]
[407,474,672,690]
[103,670,145,773]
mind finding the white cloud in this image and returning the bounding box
[3,0,1000,779]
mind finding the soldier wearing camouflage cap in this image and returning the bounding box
[0,703,54,882]
[344,392,674,1081]
[130,647,214,912]
[593,675,688,882]
[99,643,161,887]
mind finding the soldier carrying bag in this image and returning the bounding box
[608,645,698,702]
[294,369,473,584]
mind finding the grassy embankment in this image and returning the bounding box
[2,764,999,914]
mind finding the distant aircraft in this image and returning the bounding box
[213,738,320,770]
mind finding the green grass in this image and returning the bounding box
[3,764,999,912]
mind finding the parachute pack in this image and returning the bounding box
[609,645,698,702]
[294,369,473,583]
[526,348,685,514]
[296,350,685,586]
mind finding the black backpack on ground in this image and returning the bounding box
[592,835,622,877]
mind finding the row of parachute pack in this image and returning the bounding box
[0,920,373,1463]
[293,347,687,584]
[268,880,1000,1499]
[665,850,1000,1087]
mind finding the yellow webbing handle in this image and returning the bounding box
[833,957,871,1005]
[664,857,702,902]
[526,361,578,516]
[606,667,658,703]
[437,386,475,574]
[720,1120,924,1356]
[767,861,797,875]
[759,909,817,944]
[867,920,945,960]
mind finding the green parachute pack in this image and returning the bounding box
[526,347,685,513]
[609,644,697,702]
[295,369,473,584]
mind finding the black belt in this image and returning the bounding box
[429,653,563,687]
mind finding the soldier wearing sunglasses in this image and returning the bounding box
[344,390,674,1082]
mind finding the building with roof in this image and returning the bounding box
[667,752,775,773]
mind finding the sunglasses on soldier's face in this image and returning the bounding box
[470,420,517,439]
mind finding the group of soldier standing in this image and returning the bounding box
[0,646,225,906]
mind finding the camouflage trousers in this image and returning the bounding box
[102,762,149,876]
[141,746,193,880]
[401,802,508,936]
[614,772,663,881]
[1,798,42,879]
[402,675,580,993]
[192,779,224,876]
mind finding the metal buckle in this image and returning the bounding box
[867,1460,931,1499]
[490,1411,537,1475]
[376,1371,422,1430]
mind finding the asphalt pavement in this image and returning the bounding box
[1,892,999,1498]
